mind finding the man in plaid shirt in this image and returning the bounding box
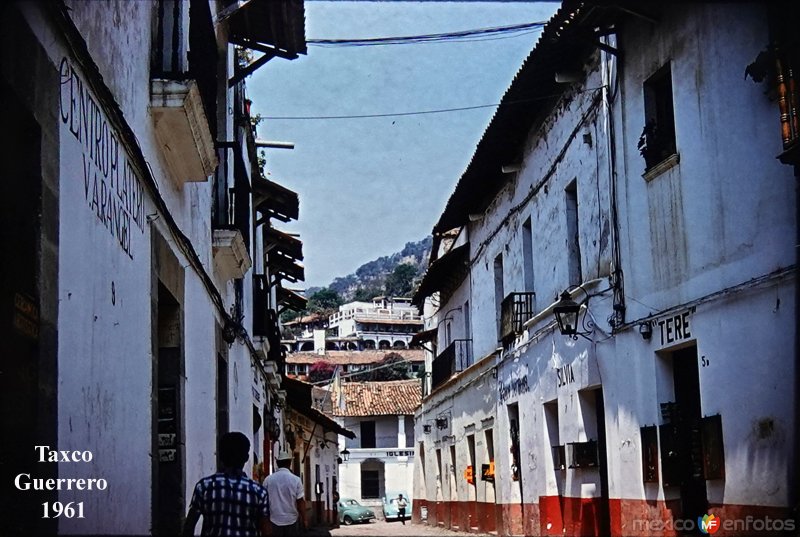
[183,432,270,536]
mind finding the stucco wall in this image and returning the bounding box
[414,4,796,536]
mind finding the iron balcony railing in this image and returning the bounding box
[500,292,536,343]
[431,339,473,391]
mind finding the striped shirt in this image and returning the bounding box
[188,471,269,536]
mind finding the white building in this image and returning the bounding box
[329,297,424,350]
[1,1,309,534]
[335,380,421,513]
[413,2,796,537]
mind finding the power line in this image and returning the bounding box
[307,20,546,47]
[264,102,502,120]
[261,88,606,121]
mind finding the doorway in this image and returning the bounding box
[154,283,184,535]
[0,80,56,535]
[672,346,707,521]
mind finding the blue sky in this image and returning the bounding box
[249,1,560,289]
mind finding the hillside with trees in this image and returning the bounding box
[284,236,431,322]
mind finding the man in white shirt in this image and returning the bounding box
[263,450,306,535]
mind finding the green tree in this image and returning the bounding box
[307,287,343,315]
[352,286,382,302]
[384,264,417,297]
[371,352,411,381]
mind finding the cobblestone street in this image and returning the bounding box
[307,520,488,536]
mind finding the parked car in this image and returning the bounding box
[382,491,411,521]
[337,498,376,525]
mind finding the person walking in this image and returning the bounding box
[396,494,408,525]
[183,432,270,537]
[263,449,306,536]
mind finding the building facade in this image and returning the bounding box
[0,1,310,534]
[413,3,797,537]
[335,380,421,513]
[329,297,424,350]
[283,377,355,528]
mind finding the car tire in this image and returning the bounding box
[343,516,353,526]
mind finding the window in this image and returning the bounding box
[493,254,504,341]
[361,469,380,499]
[360,421,376,448]
[508,403,521,482]
[565,181,582,286]
[287,364,296,375]
[640,63,677,171]
[522,217,535,293]
[464,300,471,342]
[544,401,563,471]
[297,364,308,375]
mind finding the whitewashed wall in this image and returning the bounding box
[21,1,266,533]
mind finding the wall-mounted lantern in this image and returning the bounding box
[553,286,593,340]
[639,320,653,340]
[340,448,350,462]
[435,417,448,430]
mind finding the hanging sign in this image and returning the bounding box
[481,462,495,482]
[464,465,474,484]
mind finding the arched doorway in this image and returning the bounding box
[358,458,385,507]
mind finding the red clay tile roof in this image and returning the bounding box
[286,349,424,365]
[333,380,422,417]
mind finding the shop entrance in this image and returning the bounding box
[662,345,707,523]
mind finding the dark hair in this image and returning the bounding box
[220,432,250,468]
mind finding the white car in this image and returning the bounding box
[382,491,411,521]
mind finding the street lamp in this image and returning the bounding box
[340,448,350,462]
[638,320,653,340]
[553,285,593,340]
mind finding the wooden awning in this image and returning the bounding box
[253,177,299,223]
[412,243,470,307]
[225,0,307,58]
[277,286,307,312]
[269,253,304,283]
[265,226,303,262]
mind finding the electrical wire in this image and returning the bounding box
[261,88,606,121]
[307,21,547,48]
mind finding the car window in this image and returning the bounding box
[345,499,358,506]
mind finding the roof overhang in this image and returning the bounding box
[410,327,437,346]
[254,177,299,223]
[284,377,356,438]
[432,0,610,234]
[270,253,305,283]
[265,226,303,261]
[224,0,307,57]
[412,243,470,307]
[277,286,307,312]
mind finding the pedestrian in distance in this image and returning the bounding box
[183,432,270,537]
[396,493,408,525]
[263,449,307,536]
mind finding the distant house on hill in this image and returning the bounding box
[282,297,424,353]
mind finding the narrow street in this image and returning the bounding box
[2,2,798,536]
